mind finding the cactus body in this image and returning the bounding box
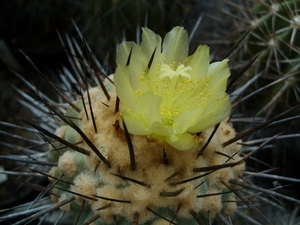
[217,0,300,117]
[248,0,300,74]
[49,80,244,224]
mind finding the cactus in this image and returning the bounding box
[49,88,244,224]
[211,0,300,118]
[50,88,244,224]
[1,1,300,225]
[205,1,300,221]
[47,27,245,224]
[247,0,300,74]
[248,0,300,117]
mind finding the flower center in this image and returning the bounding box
[160,63,192,79]
[157,63,199,127]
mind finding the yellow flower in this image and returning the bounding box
[114,26,231,151]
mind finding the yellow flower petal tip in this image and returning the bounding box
[114,26,231,151]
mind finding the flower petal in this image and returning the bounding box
[120,91,164,136]
[187,94,231,133]
[149,122,173,137]
[184,45,210,81]
[135,92,163,125]
[120,109,150,135]
[140,27,162,61]
[173,107,203,134]
[127,45,148,91]
[114,65,137,111]
[140,28,163,81]
[116,41,135,67]
[208,59,230,92]
[208,59,230,79]
[162,26,188,64]
[165,133,199,151]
